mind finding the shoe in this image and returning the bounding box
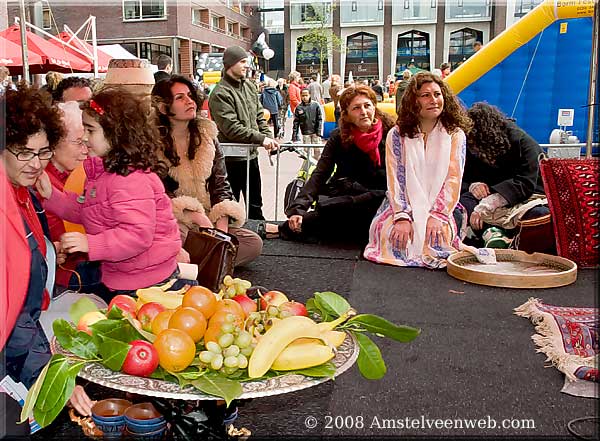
[482,227,512,249]
[257,222,280,239]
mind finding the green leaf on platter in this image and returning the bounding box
[314,292,351,319]
[97,337,130,372]
[354,332,387,380]
[52,319,98,359]
[106,305,125,320]
[312,296,333,322]
[348,314,421,343]
[177,369,206,381]
[305,298,319,316]
[124,315,155,343]
[149,367,178,383]
[69,297,99,325]
[34,355,71,413]
[274,361,336,379]
[90,319,142,344]
[191,373,242,407]
[20,355,52,423]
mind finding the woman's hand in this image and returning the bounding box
[54,241,67,265]
[69,385,95,416]
[35,171,52,199]
[288,215,303,233]
[425,217,448,247]
[470,211,484,231]
[215,217,229,233]
[190,211,213,229]
[176,248,190,263]
[61,232,89,253]
[390,219,413,251]
[470,183,490,200]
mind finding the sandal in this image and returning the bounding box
[257,222,280,239]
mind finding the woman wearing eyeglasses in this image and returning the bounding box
[0,84,95,429]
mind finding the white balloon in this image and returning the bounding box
[263,48,275,60]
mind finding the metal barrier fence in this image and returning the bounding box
[221,142,599,222]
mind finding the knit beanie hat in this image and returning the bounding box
[223,46,248,69]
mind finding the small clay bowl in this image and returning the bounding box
[124,425,166,440]
[123,402,165,426]
[91,398,133,421]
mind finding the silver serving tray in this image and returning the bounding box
[51,333,359,401]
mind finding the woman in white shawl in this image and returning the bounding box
[364,72,472,268]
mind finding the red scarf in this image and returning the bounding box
[351,118,383,166]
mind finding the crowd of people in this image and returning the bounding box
[1,42,547,437]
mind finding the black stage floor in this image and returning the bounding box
[33,229,598,440]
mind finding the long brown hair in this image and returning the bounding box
[338,85,395,146]
[81,87,166,177]
[397,72,472,138]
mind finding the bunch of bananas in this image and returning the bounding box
[248,315,347,378]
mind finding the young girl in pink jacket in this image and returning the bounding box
[37,88,182,297]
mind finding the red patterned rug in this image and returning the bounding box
[540,158,599,268]
[515,298,598,384]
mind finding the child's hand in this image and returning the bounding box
[190,211,213,229]
[176,248,190,263]
[54,241,67,265]
[69,385,95,416]
[61,232,89,253]
[35,171,52,199]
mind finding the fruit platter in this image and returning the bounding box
[22,277,421,428]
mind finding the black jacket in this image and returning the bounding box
[1,192,52,389]
[154,70,170,83]
[286,128,388,217]
[260,87,283,114]
[461,121,545,206]
[292,101,322,140]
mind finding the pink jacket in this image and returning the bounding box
[45,156,181,291]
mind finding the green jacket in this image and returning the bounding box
[208,72,271,161]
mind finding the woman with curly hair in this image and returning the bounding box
[151,75,262,267]
[1,83,94,425]
[36,88,183,297]
[278,84,396,243]
[461,102,546,247]
[364,71,472,268]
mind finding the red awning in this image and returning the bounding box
[0,25,91,73]
[49,32,113,73]
[0,35,43,68]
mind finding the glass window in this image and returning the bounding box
[123,0,166,20]
[344,32,379,81]
[212,15,221,29]
[119,42,138,57]
[261,11,284,33]
[340,0,383,24]
[393,0,437,22]
[514,0,543,17]
[395,30,430,76]
[446,0,490,20]
[42,7,52,30]
[140,42,171,64]
[290,1,332,26]
[295,36,329,78]
[448,28,482,69]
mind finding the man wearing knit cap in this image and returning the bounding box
[209,45,279,220]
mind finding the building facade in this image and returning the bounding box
[7,0,262,78]
[259,0,544,82]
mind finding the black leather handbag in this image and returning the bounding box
[183,228,239,292]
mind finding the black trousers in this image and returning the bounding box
[225,157,265,220]
[0,393,30,438]
[269,113,281,138]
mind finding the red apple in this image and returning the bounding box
[122,340,159,377]
[77,311,107,335]
[137,302,167,332]
[108,295,137,318]
[259,290,289,310]
[232,295,258,318]
[279,301,308,317]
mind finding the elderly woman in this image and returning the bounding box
[0,84,93,426]
[461,102,547,247]
[152,75,263,267]
[278,85,396,243]
[364,72,472,268]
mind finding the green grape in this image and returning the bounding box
[267,306,279,317]
[237,354,248,369]
[221,323,235,334]
[224,313,236,323]
[223,366,238,375]
[235,331,252,348]
[240,346,253,357]
[210,354,224,370]
[199,351,214,363]
[223,275,234,286]
[279,310,293,319]
[224,345,240,357]
[226,286,236,297]
[255,323,265,333]
[218,333,234,348]
[241,280,252,290]
[224,355,238,368]
[248,312,261,322]
[206,341,222,354]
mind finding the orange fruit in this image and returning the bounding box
[168,307,207,343]
[213,299,245,320]
[203,324,222,344]
[209,310,244,329]
[182,286,218,319]
[153,329,196,372]
[151,309,175,336]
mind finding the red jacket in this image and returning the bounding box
[288,81,301,113]
[44,156,181,291]
[0,165,30,351]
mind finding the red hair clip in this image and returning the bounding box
[89,99,104,116]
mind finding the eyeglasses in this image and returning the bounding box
[7,147,54,161]
[69,138,87,149]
